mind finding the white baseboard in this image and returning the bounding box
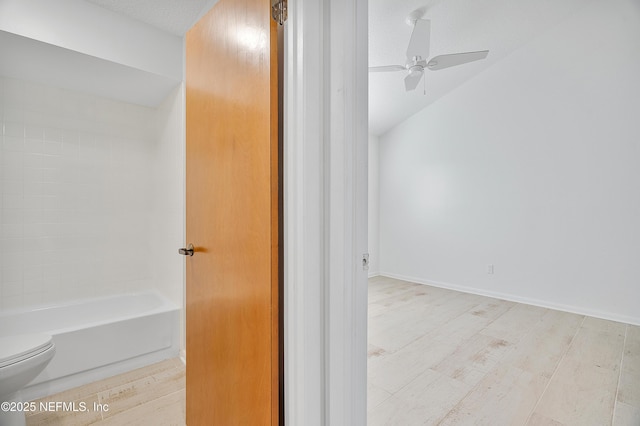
[378,271,640,326]
[368,271,380,278]
[179,349,186,365]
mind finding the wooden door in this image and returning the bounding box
[185,0,281,423]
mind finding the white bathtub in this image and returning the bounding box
[0,292,180,401]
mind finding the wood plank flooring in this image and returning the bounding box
[26,276,640,425]
[26,359,185,426]
[368,276,640,425]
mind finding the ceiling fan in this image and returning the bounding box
[369,19,489,92]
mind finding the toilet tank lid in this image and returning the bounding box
[0,333,53,365]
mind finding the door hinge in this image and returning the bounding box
[272,0,288,25]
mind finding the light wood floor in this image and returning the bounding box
[27,276,640,425]
[368,276,640,425]
[26,358,185,425]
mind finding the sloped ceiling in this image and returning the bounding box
[79,0,594,130]
[85,0,216,35]
[369,0,592,135]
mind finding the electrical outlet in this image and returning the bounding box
[487,264,494,274]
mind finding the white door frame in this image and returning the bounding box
[283,0,368,424]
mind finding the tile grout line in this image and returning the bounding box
[610,324,629,426]
[522,315,586,425]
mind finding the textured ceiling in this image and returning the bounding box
[369,0,592,135]
[85,0,215,35]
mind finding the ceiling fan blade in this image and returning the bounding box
[404,71,423,91]
[406,19,430,61]
[427,50,489,71]
[369,65,406,73]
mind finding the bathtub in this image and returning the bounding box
[0,292,180,401]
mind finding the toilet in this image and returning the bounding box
[0,334,56,426]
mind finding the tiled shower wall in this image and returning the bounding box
[0,76,164,311]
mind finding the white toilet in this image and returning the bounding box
[0,334,56,426]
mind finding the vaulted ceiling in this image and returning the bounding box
[81,0,592,135]
[85,0,215,35]
[368,0,591,135]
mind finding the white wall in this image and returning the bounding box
[0,0,182,81]
[368,134,379,276]
[150,85,185,307]
[0,76,184,313]
[378,0,640,324]
[0,76,153,310]
[0,0,182,108]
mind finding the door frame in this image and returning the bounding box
[283,0,368,425]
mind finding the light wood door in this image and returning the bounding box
[185,0,280,423]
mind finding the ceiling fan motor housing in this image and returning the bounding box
[408,65,424,76]
[368,18,489,92]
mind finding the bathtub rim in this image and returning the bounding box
[0,290,179,336]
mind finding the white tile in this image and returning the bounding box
[42,263,66,277]
[23,181,43,195]
[3,104,23,121]
[25,124,44,139]
[44,140,63,155]
[43,168,64,183]
[3,193,24,209]
[24,138,44,154]
[22,237,46,252]
[1,294,24,310]
[3,136,24,151]
[44,127,62,142]
[2,180,23,194]
[2,164,23,182]
[23,251,44,269]
[23,153,44,168]
[23,265,43,281]
[42,195,64,210]
[1,237,24,253]
[3,121,24,137]
[2,251,24,269]
[2,267,23,282]
[1,224,22,239]
[62,129,78,143]
[23,195,44,210]
[23,223,45,238]
[2,150,24,167]
[23,168,44,183]
[42,182,63,196]
[22,110,43,125]
[22,292,44,306]
[62,140,79,159]
[23,279,43,294]
[1,280,23,297]
[1,209,24,224]
[43,250,67,265]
